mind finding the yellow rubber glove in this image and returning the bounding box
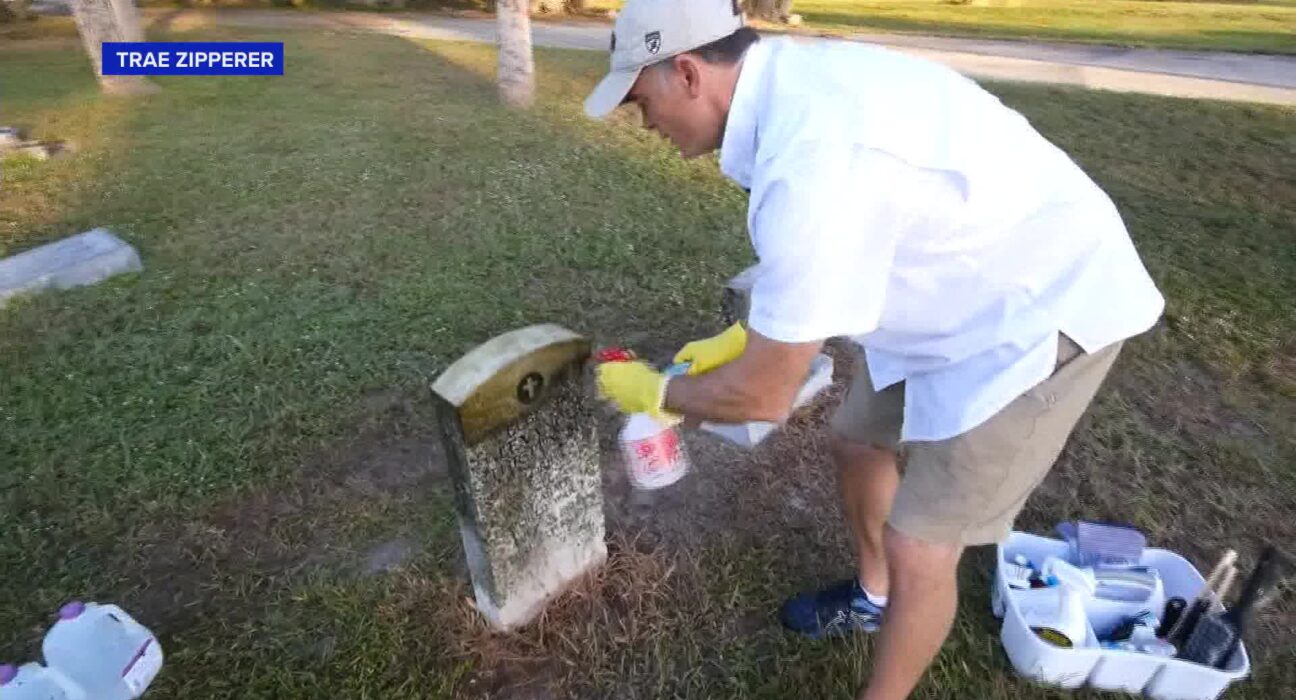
[596,361,678,421]
[673,323,748,376]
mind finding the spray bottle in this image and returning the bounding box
[1019,557,1097,648]
[596,348,692,490]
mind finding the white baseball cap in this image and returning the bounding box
[584,0,747,118]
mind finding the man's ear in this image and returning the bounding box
[675,54,704,99]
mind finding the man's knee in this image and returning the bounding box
[884,525,962,583]
[830,433,895,472]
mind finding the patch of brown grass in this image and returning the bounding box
[437,533,694,699]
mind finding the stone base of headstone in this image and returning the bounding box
[0,127,23,151]
[720,264,758,328]
[0,228,143,308]
[2,141,68,162]
[432,324,606,630]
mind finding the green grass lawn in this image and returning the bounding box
[0,15,80,41]
[2,26,1294,700]
[589,0,1296,53]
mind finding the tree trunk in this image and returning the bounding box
[70,0,160,96]
[529,0,563,14]
[4,0,34,22]
[496,0,535,109]
[745,0,793,21]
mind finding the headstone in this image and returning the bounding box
[0,127,23,151]
[431,324,606,630]
[2,141,67,162]
[0,228,142,308]
[720,264,758,328]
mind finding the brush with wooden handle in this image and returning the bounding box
[1180,547,1287,668]
[1166,550,1238,647]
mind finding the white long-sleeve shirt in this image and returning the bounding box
[720,38,1164,441]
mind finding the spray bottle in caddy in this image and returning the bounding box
[1016,557,1096,648]
[595,348,692,490]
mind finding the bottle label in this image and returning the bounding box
[121,638,163,696]
[624,427,687,489]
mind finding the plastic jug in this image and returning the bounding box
[41,603,162,700]
[0,662,86,700]
[1019,558,1096,648]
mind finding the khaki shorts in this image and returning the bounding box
[830,335,1121,546]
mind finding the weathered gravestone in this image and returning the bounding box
[0,127,22,151]
[0,127,68,161]
[720,264,758,328]
[0,228,142,308]
[2,141,67,161]
[431,324,606,630]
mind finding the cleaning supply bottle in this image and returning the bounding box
[1129,622,1177,657]
[0,662,87,700]
[1020,557,1096,648]
[595,348,692,490]
[1105,610,1176,656]
[619,361,692,490]
[619,410,691,490]
[41,602,162,700]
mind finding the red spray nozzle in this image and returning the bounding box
[594,347,638,363]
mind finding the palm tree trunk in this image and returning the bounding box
[746,0,794,21]
[496,0,535,109]
[70,0,159,96]
[5,0,33,21]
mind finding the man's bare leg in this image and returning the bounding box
[859,526,962,700]
[831,436,900,597]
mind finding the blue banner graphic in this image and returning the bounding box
[101,42,285,76]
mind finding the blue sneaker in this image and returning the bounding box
[780,578,885,639]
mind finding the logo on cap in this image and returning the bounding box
[645,31,662,55]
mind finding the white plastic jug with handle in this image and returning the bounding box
[0,662,86,700]
[41,603,162,700]
[1017,558,1097,648]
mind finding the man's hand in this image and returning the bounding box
[664,330,823,424]
[595,361,677,420]
[673,323,748,375]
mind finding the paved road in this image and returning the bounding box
[143,9,1296,106]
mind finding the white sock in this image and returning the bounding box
[858,579,888,607]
